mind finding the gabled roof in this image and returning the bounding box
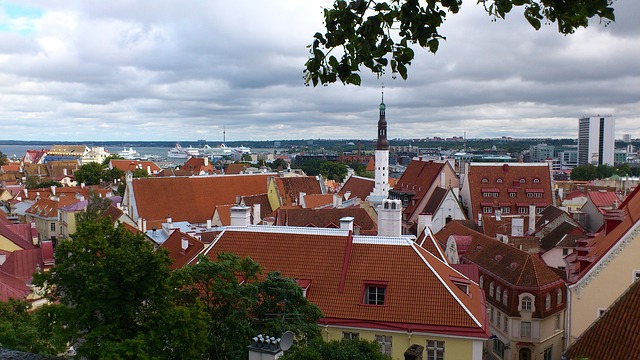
[0,223,36,250]
[465,163,553,219]
[273,208,377,235]
[129,174,273,224]
[534,206,567,229]
[275,176,323,207]
[198,226,488,338]
[539,221,585,251]
[338,175,374,202]
[240,193,273,221]
[26,197,80,218]
[212,204,234,226]
[392,160,447,219]
[565,280,640,360]
[435,221,563,289]
[0,270,31,302]
[174,157,216,176]
[47,144,89,156]
[568,186,640,283]
[160,230,204,270]
[585,190,619,209]
[422,187,449,215]
[481,214,533,238]
[110,159,162,174]
[225,163,248,175]
[0,248,43,279]
[563,190,587,201]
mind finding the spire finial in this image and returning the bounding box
[381,83,385,104]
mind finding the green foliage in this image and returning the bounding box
[33,218,209,359]
[102,154,124,166]
[281,338,391,360]
[173,255,323,360]
[0,300,68,355]
[297,159,348,182]
[305,0,615,86]
[131,167,150,178]
[571,164,598,181]
[270,158,289,170]
[103,167,125,182]
[73,162,105,185]
[349,162,372,178]
[571,163,634,181]
[0,151,7,166]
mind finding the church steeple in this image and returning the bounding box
[376,84,389,150]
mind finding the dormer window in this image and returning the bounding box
[533,178,540,183]
[519,178,526,183]
[364,283,387,305]
[521,296,532,310]
[482,178,489,183]
[496,178,504,183]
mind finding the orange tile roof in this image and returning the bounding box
[26,197,81,218]
[110,159,162,174]
[338,176,374,201]
[392,160,447,220]
[161,230,204,270]
[585,190,619,208]
[275,177,323,207]
[225,163,248,175]
[273,208,377,234]
[174,157,216,176]
[212,204,233,226]
[303,194,334,209]
[240,193,273,221]
[129,174,272,224]
[465,163,553,220]
[199,227,488,337]
[565,280,640,360]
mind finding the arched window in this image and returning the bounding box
[496,286,502,301]
[557,289,562,304]
[545,294,551,309]
[503,291,508,305]
[489,282,495,297]
[479,275,484,288]
[496,178,504,183]
[522,296,532,310]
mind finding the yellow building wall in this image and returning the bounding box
[0,236,22,252]
[266,179,281,212]
[569,227,640,343]
[323,325,476,360]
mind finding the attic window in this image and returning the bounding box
[533,178,540,183]
[482,178,489,183]
[519,178,526,183]
[496,178,503,183]
[450,276,470,294]
[364,284,386,305]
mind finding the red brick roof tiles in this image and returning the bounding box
[565,279,640,360]
[466,163,553,220]
[0,223,35,250]
[303,194,334,209]
[338,176,374,201]
[129,174,272,224]
[586,190,619,208]
[161,231,204,270]
[199,228,488,337]
[0,248,43,279]
[273,208,377,234]
[110,159,162,174]
[392,160,447,220]
[275,177,323,207]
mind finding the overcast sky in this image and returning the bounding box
[0,1,637,142]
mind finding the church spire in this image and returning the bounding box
[376,84,389,150]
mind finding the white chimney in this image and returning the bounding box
[63,168,68,176]
[204,157,209,166]
[137,217,143,230]
[252,204,261,225]
[230,206,251,227]
[378,199,402,237]
[24,188,28,197]
[81,182,85,188]
[142,219,147,232]
[181,237,189,253]
[440,172,446,188]
[146,166,151,175]
[528,204,536,235]
[417,213,433,236]
[167,215,173,229]
[340,216,354,232]
[299,192,306,208]
[206,219,212,229]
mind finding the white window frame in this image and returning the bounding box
[521,321,532,338]
[426,340,445,360]
[375,335,392,356]
[545,293,551,310]
[365,285,386,305]
[342,331,359,340]
[633,270,640,283]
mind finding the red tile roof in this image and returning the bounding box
[161,231,204,270]
[110,159,162,174]
[240,193,273,221]
[0,271,31,302]
[565,280,640,360]
[392,160,447,220]
[303,194,334,209]
[273,208,377,234]
[26,197,80,218]
[174,157,217,176]
[129,174,273,224]
[435,221,563,289]
[275,176,323,207]
[465,163,553,220]
[338,176,374,201]
[0,222,36,250]
[585,190,619,208]
[0,248,43,279]
[198,227,488,338]
[225,163,248,175]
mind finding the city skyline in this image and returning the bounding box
[0,1,638,142]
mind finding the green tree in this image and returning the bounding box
[73,162,105,185]
[101,154,124,166]
[305,0,615,85]
[571,164,598,181]
[298,159,348,182]
[596,164,615,179]
[173,255,322,360]
[131,167,150,178]
[281,338,391,360]
[270,158,289,170]
[103,167,125,182]
[33,218,209,359]
[34,180,64,189]
[0,151,7,166]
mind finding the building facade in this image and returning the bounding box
[577,116,615,166]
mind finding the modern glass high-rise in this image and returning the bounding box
[578,116,615,166]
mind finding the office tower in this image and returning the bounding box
[578,116,615,166]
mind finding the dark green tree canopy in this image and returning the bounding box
[305,0,615,85]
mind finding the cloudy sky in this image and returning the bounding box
[0,1,637,142]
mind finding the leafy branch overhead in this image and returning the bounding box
[304,0,615,86]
